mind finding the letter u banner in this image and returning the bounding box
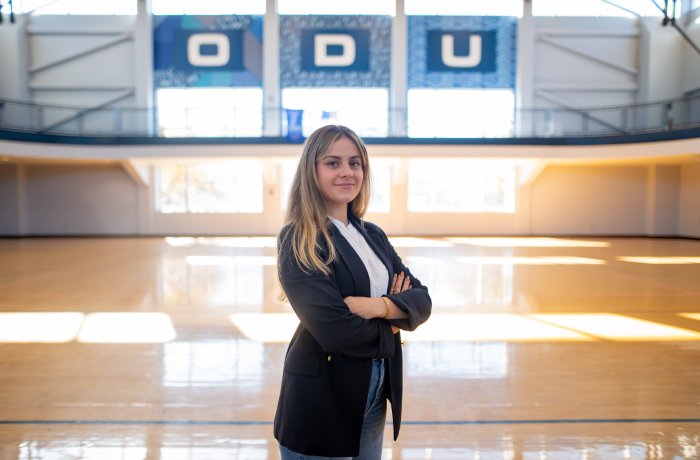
[408,16,516,88]
[153,15,263,88]
[280,16,391,88]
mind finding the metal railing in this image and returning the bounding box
[1,94,699,140]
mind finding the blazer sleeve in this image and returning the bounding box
[373,226,432,332]
[278,228,396,359]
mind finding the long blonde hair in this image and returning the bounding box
[281,125,372,276]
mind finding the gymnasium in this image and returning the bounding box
[1,0,700,458]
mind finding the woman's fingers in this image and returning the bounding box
[401,274,411,292]
[390,272,413,295]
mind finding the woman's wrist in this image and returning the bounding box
[380,296,391,319]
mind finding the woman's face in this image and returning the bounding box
[315,136,364,216]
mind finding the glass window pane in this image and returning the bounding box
[278,0,394,15]
[408,89,514,138]
[367,158,395,213]
[279,159,298,211]
[157,165,188,213]
[157,88,263,138]
[533,0,676,17]
[405,0,522,16]
[282,88,388,138]
[18,0,136,14]
[157,161,263,213]
[152,0,265,15]
[408,159,516,213]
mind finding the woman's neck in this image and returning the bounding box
[328,205,349,225]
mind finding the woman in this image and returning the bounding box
[274,125,432,459]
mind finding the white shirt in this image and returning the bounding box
[329,217,389,298]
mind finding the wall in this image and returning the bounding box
[638,17,684,103]
[0,163,24,234]
[679,162,700,238]
[647,164,680,236]
[0,163,142,236]
[530,164,648,235]
[0,16,30,101]
[681,20,700,94]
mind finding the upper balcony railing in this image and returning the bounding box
[1,94,699,142]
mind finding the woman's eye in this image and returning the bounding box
[350,161,361,168]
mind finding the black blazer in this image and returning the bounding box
[273,214,432,457]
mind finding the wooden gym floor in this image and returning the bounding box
[0,236,699,459]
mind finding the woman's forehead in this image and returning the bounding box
[321,136,361,158]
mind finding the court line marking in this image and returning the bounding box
[1,418,699,425]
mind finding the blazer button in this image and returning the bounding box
[327,355,332,362]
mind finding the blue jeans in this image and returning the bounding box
[279,359,387,460]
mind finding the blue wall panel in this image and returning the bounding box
[280,15,391,88]
[153,15,263,88]
[408,16,516,88]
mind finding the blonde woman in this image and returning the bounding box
[274,125,432,459]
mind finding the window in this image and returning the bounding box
[407,89,514,138]
[157,162,263,213]
[278,0,394,15]
[156,88,263,138]
[405,0,522,16]
[152,0,264,15]
[282,88,389,137]
[367,158,394,213]
[16,0,136,14]
[533,0,680,17]
[408,159,516,213]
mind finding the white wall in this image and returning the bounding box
[17,163,141,235]
[679,162,700,238]
[0,164,24,234]
[681,21,700,94]
[638,17,684,103]
[0,16,30,101]
[530,164,647,235]
[647,164,680,236]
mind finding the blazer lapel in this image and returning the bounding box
[329,223,372,297]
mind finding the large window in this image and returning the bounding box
[405,0,522,16]
[408,159,516,213]
[407,89,514,138]
[278,0,394,15]
[152,0,264,15]
[533,0,680,17]
[156,162,263,213]
[282,88,389,138]
[156,88,263,138]
[15,0,136,14]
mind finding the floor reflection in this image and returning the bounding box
[405,342,508,379]
[163,340,265,389]
[1,237,700,460]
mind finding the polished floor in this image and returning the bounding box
[0,236,699,459]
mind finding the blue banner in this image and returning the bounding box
[154,15,262,88]
[281,15,391,88]
[408,16,516,88]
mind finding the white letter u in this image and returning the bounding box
[441,34,482,68]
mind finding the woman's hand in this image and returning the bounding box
[390,272,411,295]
